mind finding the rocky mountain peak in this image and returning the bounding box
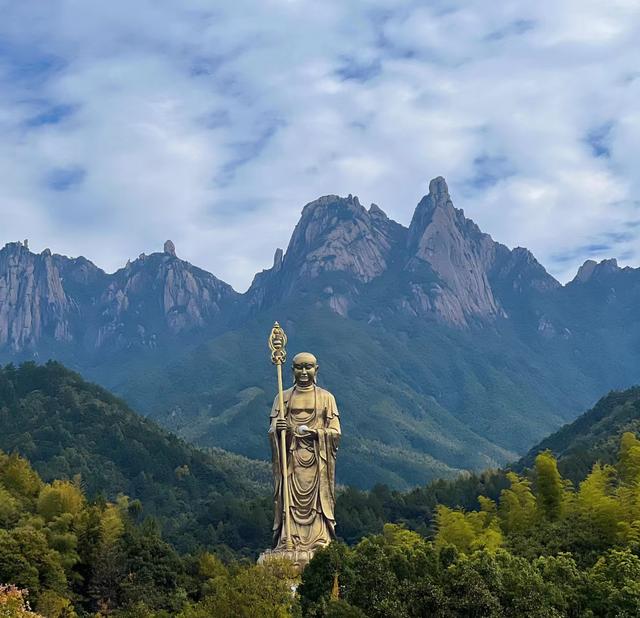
[490,246,560,294]
[244,193,406,315]
[283,193,401,285]
[429,175,450,198]
[164,240,177,257]
[573,258,621,284]
[404,177,502,325]
[407,176,454,251]
[0,239,241,353]
[368,203,384,215]
[98,251,237,345]
[272,248,284,271]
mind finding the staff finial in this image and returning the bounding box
[268,321,287,365]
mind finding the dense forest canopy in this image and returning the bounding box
[299,433,640,616]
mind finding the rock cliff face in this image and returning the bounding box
[286,195,398,283]
[247,194,405,315]
[490,246,560,294]
[0,242,77,351]
[571,258,623,284]
[97,246,237,349]
[403,177,502,325]
[0,240,237,353]
[3,178,634,354]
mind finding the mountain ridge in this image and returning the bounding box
[2,176,634,353]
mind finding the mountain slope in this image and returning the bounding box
[122,306,597,489]
[516,385,640,482]
[0,361,271,553]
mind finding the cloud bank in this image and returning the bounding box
[1,0,639,290]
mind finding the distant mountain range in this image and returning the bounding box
[2,177,639,488]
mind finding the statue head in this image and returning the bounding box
[292,352,318,387]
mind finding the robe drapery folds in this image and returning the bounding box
[269,385,341,551]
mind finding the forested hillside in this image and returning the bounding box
[336,384,640,545]
[0,451,296,617]
[0,362,272,555]
[517,386,640,482]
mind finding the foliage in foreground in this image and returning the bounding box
[0,584,43,617]
[0,449,293,617]
[300,433,640,617]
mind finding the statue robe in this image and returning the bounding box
[269,385,341,551]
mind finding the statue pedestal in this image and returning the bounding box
[258,547,315,573]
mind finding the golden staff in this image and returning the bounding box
[268,321,293,551]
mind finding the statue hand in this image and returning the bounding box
[296,425,318,439]
[275,418,288,432]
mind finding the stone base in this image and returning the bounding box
[258,547,316,572]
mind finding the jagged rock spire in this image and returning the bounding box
[164,240,176,257]
[404,176,502,325]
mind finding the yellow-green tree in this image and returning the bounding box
[617,432,640,486]
[498,472,536,534]
[435,498,502,554]
[534,451,567,521]
[575,463,621,545]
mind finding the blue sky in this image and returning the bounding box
[0,0,639,290]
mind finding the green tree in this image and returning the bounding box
[299,542,352,616]
[575,463,621,546]
[617,432,640,486]
[533,553,586,617]
[586,549,640,617]
[178,564,296,618]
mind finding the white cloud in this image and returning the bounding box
[0,0,639,289]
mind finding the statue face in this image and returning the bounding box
[292,352,318,387]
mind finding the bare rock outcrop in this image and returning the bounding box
[572,258,621,284]
[491,246,560,294]
[164,240,177,257]
[246,194,406,315]
[97,251,238,347]
[0,241,238,352]
[285,194,400,284]
[404,177,503,325]
[0,243,76,350]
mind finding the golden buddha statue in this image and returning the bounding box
[266,351,341,565]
